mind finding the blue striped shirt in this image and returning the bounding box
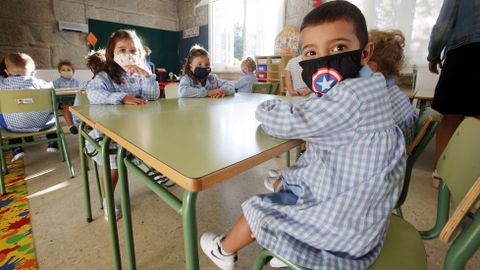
[178,74,235,97]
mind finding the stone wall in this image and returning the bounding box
[0,0,178,69]
[177,0,208,31]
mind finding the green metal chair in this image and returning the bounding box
[252,82,272,94]
[253,117,480,270]
[394,108,441,217]
[0,88,74,195]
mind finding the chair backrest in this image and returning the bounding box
[437,117,480,204]
[396,109,440,209]
[76,89,90,106]
[252,83,272,94]
[164,83,179,99]
[0,89,55,114]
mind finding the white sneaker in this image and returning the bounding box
[200,232,237,270]
[102,199,122,221]
[268,169,281,178]
[46,147,59,153]
[269,257,289,268]
[11,152,24,162]
[264,176,278,192]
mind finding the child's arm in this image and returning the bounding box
[215,76,235,96]
[256,87,360,140]
[86,73,127,105]
[178,76,208,97]
[139,74,160,100]
[233,77,248,92]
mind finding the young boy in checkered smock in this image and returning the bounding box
[200,2,407,270]
[0,53,59,163]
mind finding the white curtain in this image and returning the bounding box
[349,0,443,69]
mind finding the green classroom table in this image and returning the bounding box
[70,93,304,270]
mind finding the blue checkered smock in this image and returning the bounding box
[53,77,80,88]
[242,67,407,269]
[85,71,159,169]
[178,74,235,97]
[0,76,55,133]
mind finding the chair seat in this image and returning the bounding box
[369,215,427,270]
[1,126,57,139]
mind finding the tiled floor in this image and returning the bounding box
[17,135,480,269]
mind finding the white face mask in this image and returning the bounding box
[113,53,139,72]
[60,71,73,79]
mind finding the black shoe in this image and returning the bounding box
[69,126,78,134]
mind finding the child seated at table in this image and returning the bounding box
[178,45,235,98]
[53,59,80,134]
[233,57,257,93]
[0,53,59,162]
[200,2,407,269]
[85,29,160,221]
[367,29,418,147]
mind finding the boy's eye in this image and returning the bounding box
[332,44,347,53]
[303,50,316,57]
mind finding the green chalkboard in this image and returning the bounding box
[88,19,180,81]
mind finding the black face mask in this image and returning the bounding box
[193,67,211,79]
[299,49,362,95]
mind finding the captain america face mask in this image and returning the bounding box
[299,49,362,95]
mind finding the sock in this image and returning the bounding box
[219,241,234,256]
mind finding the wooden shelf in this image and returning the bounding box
[255,54,297,95]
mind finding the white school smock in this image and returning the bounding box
[242,67,406,270]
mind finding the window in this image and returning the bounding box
[209,0,285,71]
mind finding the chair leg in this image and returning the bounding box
[0,165,5,195]
[79,131,93,223]
[252,249,273,270]
[0,148,6,195]
[93,161,103,209]
[60,133,74,178]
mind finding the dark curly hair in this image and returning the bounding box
[85,49,106,78]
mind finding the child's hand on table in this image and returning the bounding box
[207,89,225,99]
[122,96,148,105]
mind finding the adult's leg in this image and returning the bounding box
[435,114,464,163]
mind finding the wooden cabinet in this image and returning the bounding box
[255,54,295,95]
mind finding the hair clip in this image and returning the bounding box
[110,32,116,38]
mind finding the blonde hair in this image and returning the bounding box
[4,52,35,76]
[241,57,256,72]
[369,29,405,78]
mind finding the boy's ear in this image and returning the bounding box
[360,42,375,65]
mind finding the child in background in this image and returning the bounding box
[368,29,418,146]
[233,57,257,93]
[0,53,59,162]
[86,29,159,221]
[200,2,406,269]
[53,60,80,134]
[178,45,235,98]
[284,55,310,96]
